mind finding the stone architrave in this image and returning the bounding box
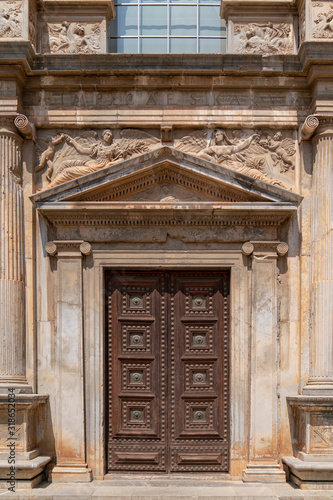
[303,118,333,394]
[242,241,288,482]
[46,240,92,482]
[0,118,29,392]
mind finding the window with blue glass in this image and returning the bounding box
[109,0,226,53]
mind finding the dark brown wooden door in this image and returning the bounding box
[106,270,229,473]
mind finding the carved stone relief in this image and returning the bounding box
[313,3,333,38]
[0,1,22,38]
[234,23,293,54]
[175,129,295,188]
[311,414,333,450]
[35,129,160,188]
[35,128,296,190]
[41,21,101,54]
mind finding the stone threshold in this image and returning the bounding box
[1,480,333,499]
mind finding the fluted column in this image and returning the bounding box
[0,118,28,389]
[304,119,333,394]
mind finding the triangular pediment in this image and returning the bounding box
[30,146,302,206]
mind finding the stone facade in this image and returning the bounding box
[0,0,333,494]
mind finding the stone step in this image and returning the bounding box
[1,480,333,499]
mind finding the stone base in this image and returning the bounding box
[0,384,32,394]
[0,456,51,489]
[242,464,286,482]
[283,456,333,490]
[51,465,93,483]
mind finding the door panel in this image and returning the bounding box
[106,271,167,471]
[106,270,229,473]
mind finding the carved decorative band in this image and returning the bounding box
[242,241,288,256]
[301,115,319,141]
[45,240,92,256]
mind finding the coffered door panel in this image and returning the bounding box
[106,270,230,473]
[169,272,229,472]
[106,271,167,472]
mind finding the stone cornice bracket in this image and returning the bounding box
[45,240,92,257]
[161,125,173,142]
[300,115,319,141]
[242,241,289,257]
[14,114,36,142]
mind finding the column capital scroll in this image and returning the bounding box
[14,114,36,141]
[241,241,289,257]
[45,240,92,257]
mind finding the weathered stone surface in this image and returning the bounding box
[1,0,333,491]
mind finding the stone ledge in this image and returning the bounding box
[1,479,333,498]
[283,457,333,490]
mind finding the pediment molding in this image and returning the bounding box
[68,163,262,203]
[31,147,302,207]
[38,202,297,228]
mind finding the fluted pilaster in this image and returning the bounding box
[0,119,27,385]
[304,119,333,393]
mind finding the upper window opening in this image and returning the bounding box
[109,0,226,54]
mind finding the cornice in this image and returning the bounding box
[37,202,297,228]
[2,41,333,84]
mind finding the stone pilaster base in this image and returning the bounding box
[51,465,93,482]
[242,464,286,482]
[0,456,51,489]
[283,457,333,490]
[285,396,333,489]
[0,394,51,489]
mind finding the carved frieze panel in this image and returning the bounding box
[35,127,296,192]
[0,1,22,38]
[233,22,293,54]
[312,2,333,38]
[41,21,102,54]
[23,88,312,109]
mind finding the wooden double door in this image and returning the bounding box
[105,270,230,473]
